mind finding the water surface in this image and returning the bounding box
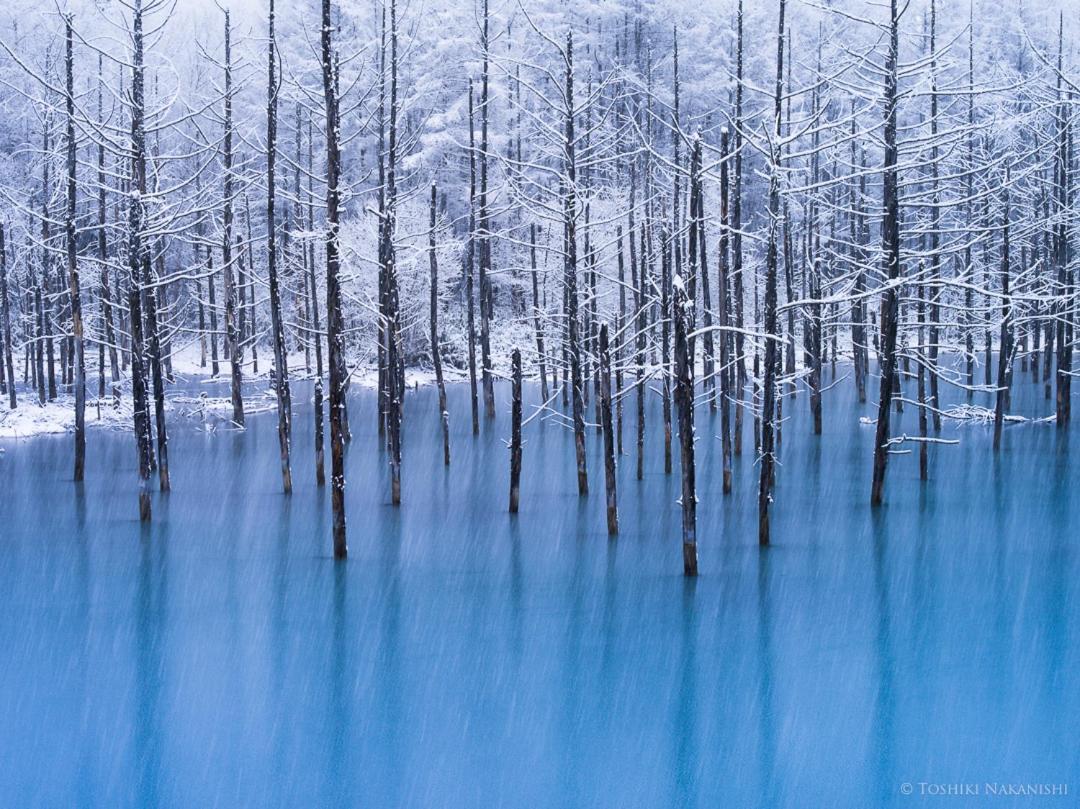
[0,369,1077,807]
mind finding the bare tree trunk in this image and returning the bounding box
[96,55,119,404]
[64,16,86,482]
[994,181,1012,451]
[870,0,903,507]
[509,348,522,513]
[466,83,480,436]
[430,183,449,466]
[674,271,697,576]
[759,0,786,546]
[321,0,346,558]
[564,32,588,496]
[0,225,14,409]
[266,0,293,492]
[478,0,495,420]
[719,128,733,494]
[222,10,244,429]
[128,0,153,521]
[600,323,618,535]
[530,223,548,402]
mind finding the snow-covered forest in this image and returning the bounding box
[0,0,1073,563]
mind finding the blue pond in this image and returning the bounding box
[0,368,1077,807]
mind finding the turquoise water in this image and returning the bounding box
[0,370,1077,807]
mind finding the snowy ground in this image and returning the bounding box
[0,339,472,441]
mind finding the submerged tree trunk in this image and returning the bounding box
[0,225,14,409]
[465,83,480,436]
[564,32,588,496]
[266,0,293,493]
[530,224,548,403]
[600,323,618,535]
[870,0,903,507]
[430,184,449,466]
[994,182,1011,451]
[674,273,697,576]
[509,348,522,513]
[478,0,495,420]
[759,0,786,546]
[322,0,346,558]
[128,0,153,521]
[222,10,245,429]
[64,16,86,482]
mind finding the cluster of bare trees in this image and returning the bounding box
[0,0,1075,570]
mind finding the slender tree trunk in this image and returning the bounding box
[466,83,479,435]
[600,323,618,535]
[759,0,786,545]
[674,270,697,576]
[564,32,588,496]
[870,0,904,507]
[530,223,548,402]
[509,348,522,513]
[719,128,733,494]
[430,184,449,466]
[0,225,14,409]
[266,0,293,492]
[128,0,153,521]
[321,0,346,557]
[994,182,1012,450]
[64,16,86,482]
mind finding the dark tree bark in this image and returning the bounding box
[759,0,786,546]
[430,183,449,466]
[384,0,403,505]
[870,0,904,507]
[719,128,733,494]
[465,83,480,435]
[0,225,14,409]
[478,0,495,420]
[634,222,646,482]
[508,348,522,513]
[599,323,618,535]
[994,181,1012,451]
[321,0,347,558]
[564,32,588,496]
[530,223,548,402]
[222,10,245,428]
[266,0,293,492]
[96,55,119,404]
[661,228,673,475]
[674,271,697,576]
[64,16,86,482]
[127,0,153,521]
[732,0,747,458]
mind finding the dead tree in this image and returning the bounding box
[530,223,548,402]
[478,0,495,420]
[719,128,733,494]
[0,224,13,409]
[127,0,154,521]
[222,10,244,427]
[321,0,347,558]
[759,0,786,546]
[870,0,903,507]
[64,15,86,482]
[509,348,522,513]
[599,323,618,535]
[674,273,697,576]
[465,83,480,435]
[95,55,119,403]
[430,183,449,466]
[266,0,293,492]
[994,179,1011,451]
[564,31,588,496]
